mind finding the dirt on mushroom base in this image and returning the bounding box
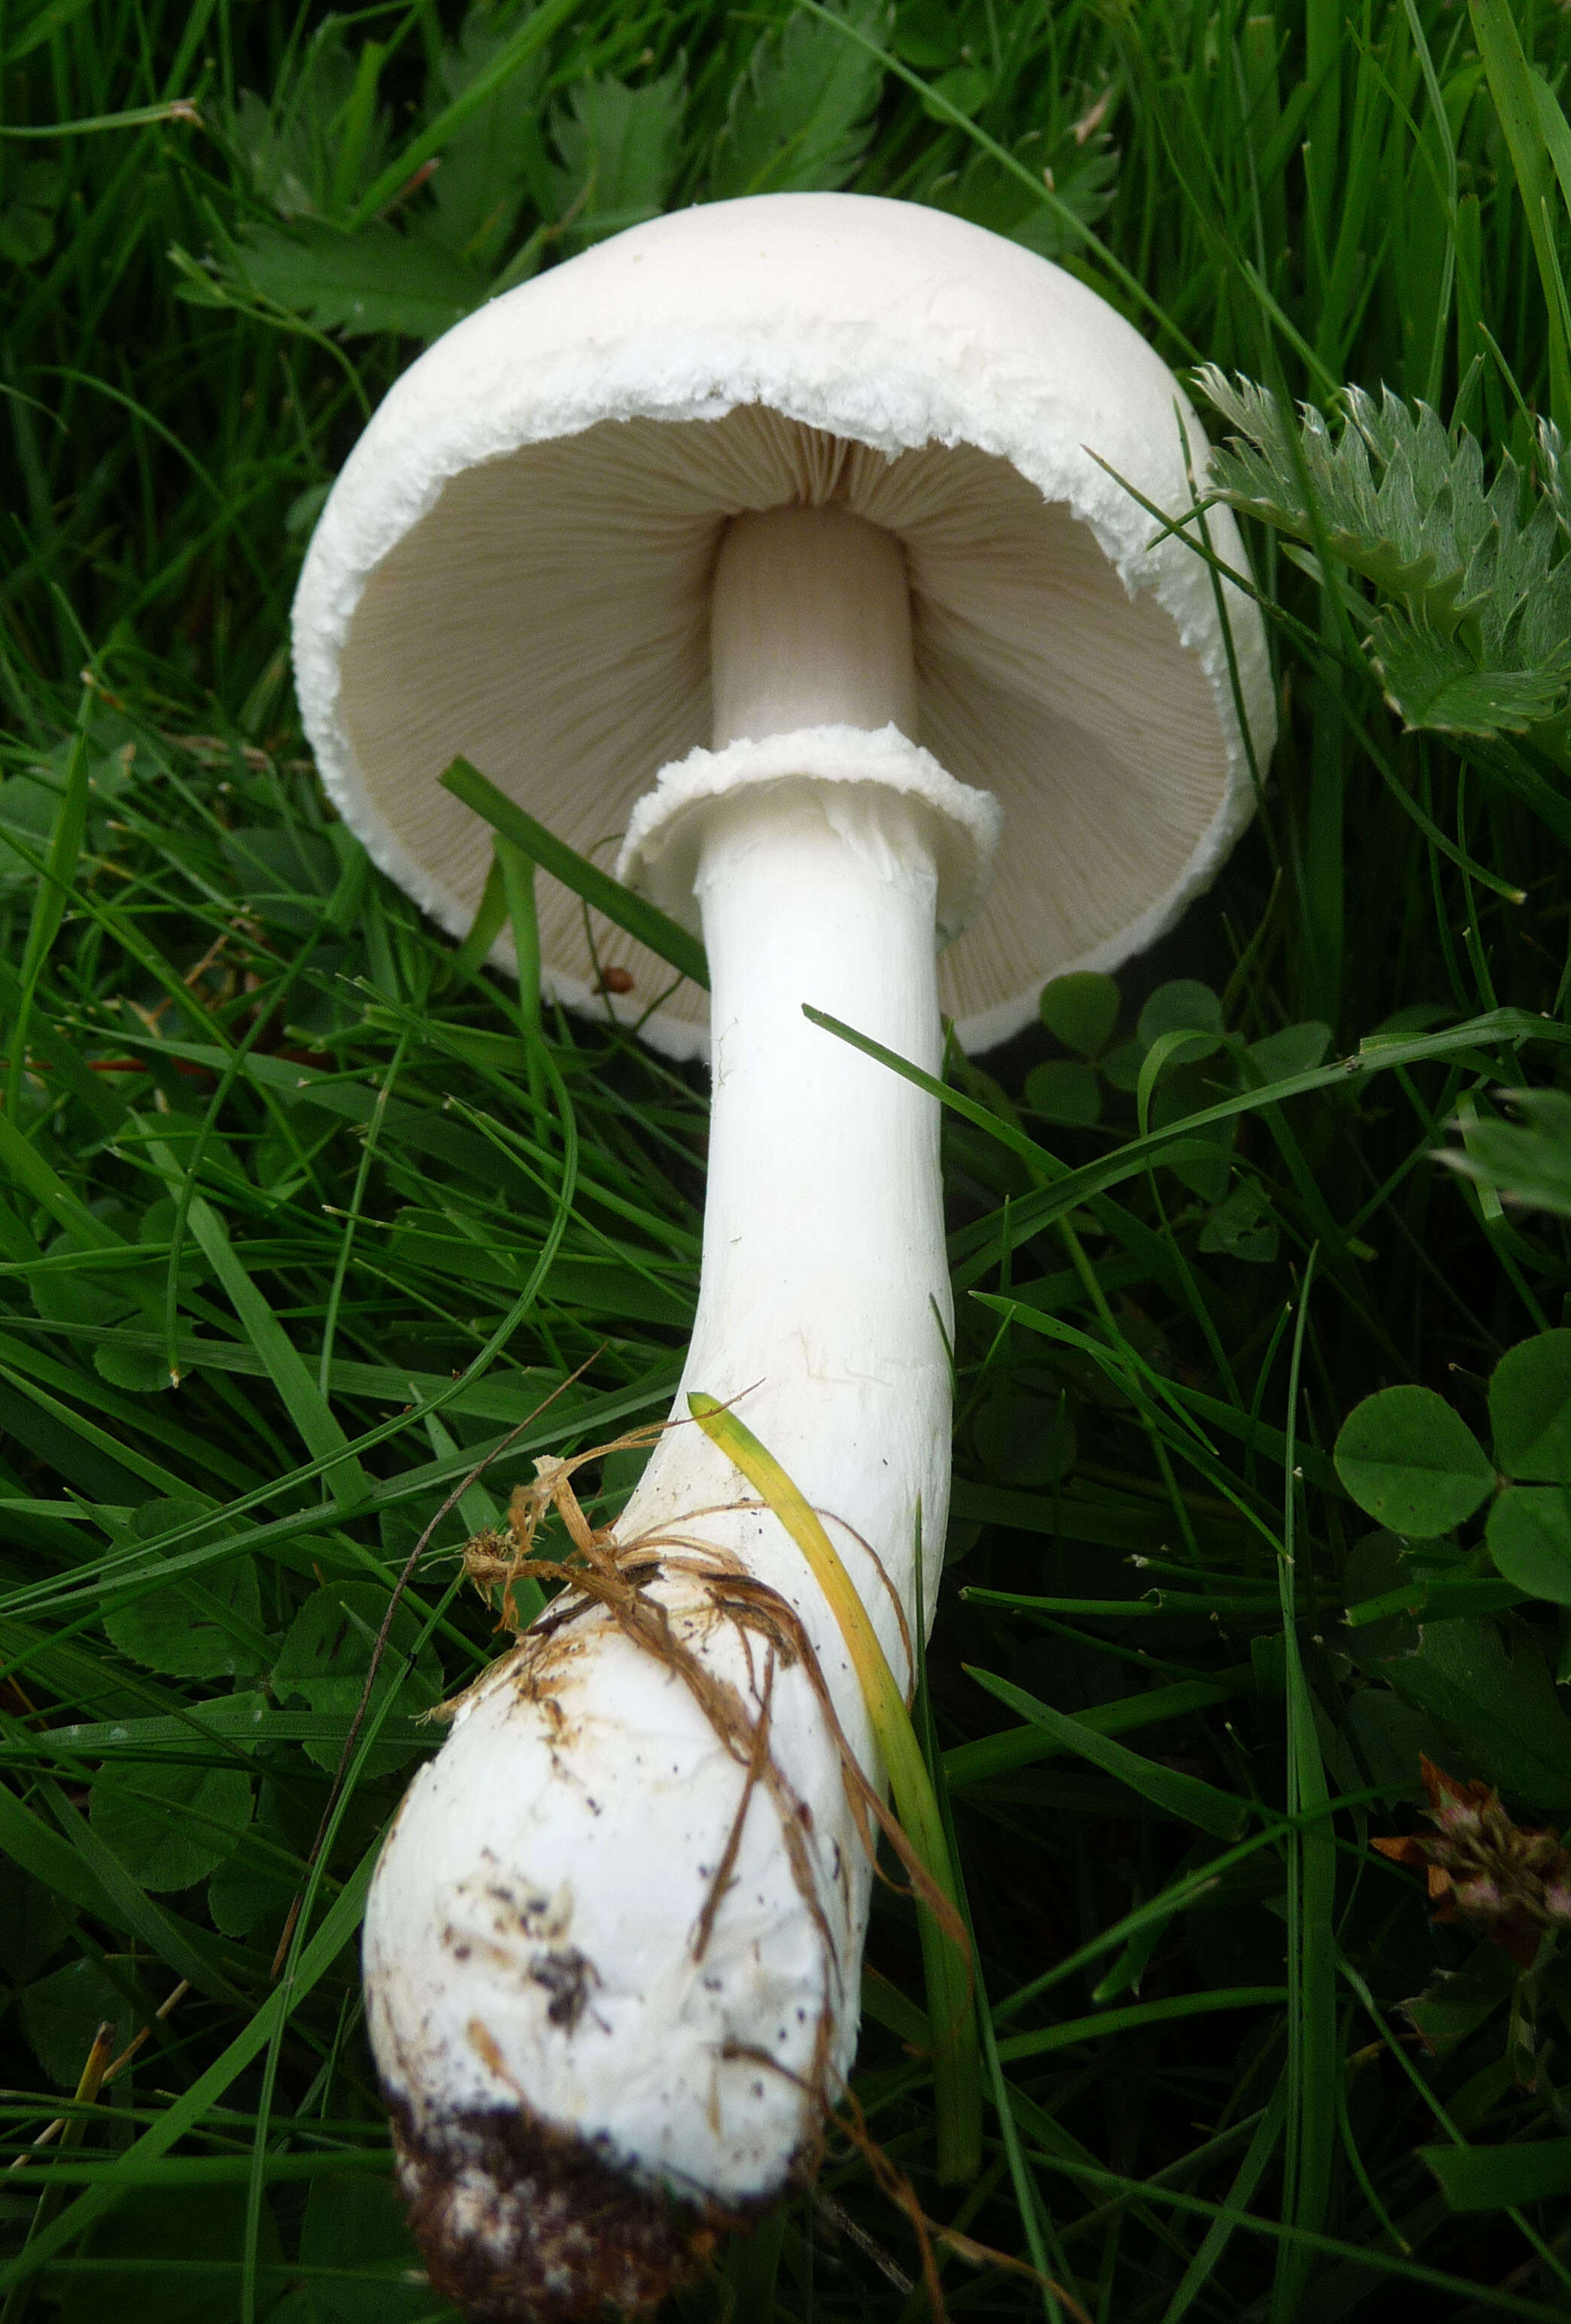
[385,2083,746,2323]
[373,1445,907,2317]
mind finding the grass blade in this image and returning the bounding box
[439,757,709,992]
[5,716,89,1120]
[688,1390,981,2183]
[144,1140,370,1505]
[965,1669,1249,1839]
[1469,0,1571,433]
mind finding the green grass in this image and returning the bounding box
[5,0,1571,2316]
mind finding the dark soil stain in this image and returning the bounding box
[387,2090,731,2322]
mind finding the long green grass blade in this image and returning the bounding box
[1469,0,1571,433]
[439,756,709,991]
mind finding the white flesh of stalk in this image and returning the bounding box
[363,505,956,2308]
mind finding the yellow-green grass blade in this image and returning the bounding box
[688,1390,980,2182]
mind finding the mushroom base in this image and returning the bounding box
[387,2088,744,2322]
[367,773,973,2311]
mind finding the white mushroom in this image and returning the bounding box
[293,192,1274,2322]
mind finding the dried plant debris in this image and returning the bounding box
[1371,1755,1571,1969]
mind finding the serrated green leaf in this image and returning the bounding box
[427,10,549,265]
[1333,1384,1495,1536]
[231,19,392,222]
[710,0,887,199]
[272,1581,442,1774]
[1368,603,1570,736]
[236,217,483,339]
[102,1502,266,1679]
[1372,1616,1571,1808]
[89,1757,253,1891]
[1538,417,1571,547]
[345,0,581,231]
[549,67,685,244]
[922,110,1118,262]
[1198,370,1571,731]
[1199,372,1465,615]
[1199,1179,1280,1262]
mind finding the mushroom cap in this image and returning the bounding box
[293,192,1274,1058]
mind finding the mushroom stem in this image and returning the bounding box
[710,503,917,744]
[623,487,949,1764]
[361,509,973,2324]
[621,773,951,1704]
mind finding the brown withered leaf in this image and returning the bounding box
[1371,1754,1571,1970]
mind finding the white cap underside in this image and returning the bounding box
[293,194,1275,1059]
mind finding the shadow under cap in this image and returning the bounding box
[295,193,1275,1059]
